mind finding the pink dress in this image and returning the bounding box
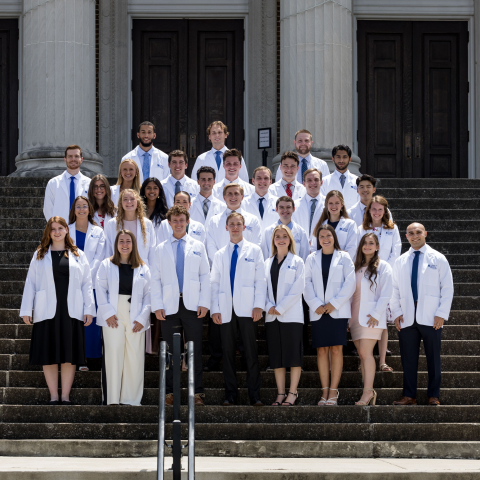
[349,268,383,342]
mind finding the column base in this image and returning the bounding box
[10,148,104,178]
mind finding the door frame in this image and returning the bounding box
[353,10,476,178]
[127,7,248,166]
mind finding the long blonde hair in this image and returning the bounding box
[362,195,395,230]
[116,189,148,246]
[36,217,79,260]
[270,224,297,257]
[110,230,145,269]
[116,159,141,192]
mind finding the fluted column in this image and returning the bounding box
[276,0,360,174]
[12,0,102,177]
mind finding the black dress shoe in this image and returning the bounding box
[251,400,264,407]
[61,400,72,405]
[222,397,236,406]
[48,400,60,405]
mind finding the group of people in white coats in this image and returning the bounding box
[21,122,454,408]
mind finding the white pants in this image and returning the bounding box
[102,295,145,405]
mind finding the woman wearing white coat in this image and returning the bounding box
[87,174,117,228]
[95,230,151,406]
[20,217,95,405]
[264,225,305,407]
[68,196,106,368]
[358,195,401,373]
[304,225,356,406]
[110,159,141,207]
[311,190,358,259]
[350,233,393,405]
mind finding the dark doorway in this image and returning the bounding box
[132,19,244,173]
[358,21,468,178]
[0,19,18,176]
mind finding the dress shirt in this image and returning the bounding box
[229,239,244,261]
[171,233,188,264]
[65,171,82,192]
[169,174,187,190]
[282,179,296,195]
[406,244,427,297]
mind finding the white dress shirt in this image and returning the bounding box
[321,169,360,210]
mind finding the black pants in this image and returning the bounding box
[220,310,261,402]
[398,318,442,398]
[302,296,312,355]
[161,298,203,394]
[207,314,223,366]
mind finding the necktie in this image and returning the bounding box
[175,180,181,195]
[203,198,209,218]
[411,251,420,303]
[230,244,239,294]
[285,183,293,198]
[340,174,346,188]
[143,152,150,180]
[258,197,265,219]
[300,158,308,182]
[176,239,185,294]
[215,150,222,169]
[309,198,318,234]
[69,176,76,209]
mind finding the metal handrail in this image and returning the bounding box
[187,341,195,479]
[157,341,167,480]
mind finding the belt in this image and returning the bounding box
[179,293,183,298]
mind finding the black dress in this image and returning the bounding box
[311,252,348,348]
[29,251,86,365]
[265,256,303,369]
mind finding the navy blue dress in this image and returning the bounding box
[311,252,348,348]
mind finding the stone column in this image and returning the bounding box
[275,0,361,175]
[12,0,102,177]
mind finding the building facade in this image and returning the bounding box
[0,0,479,178]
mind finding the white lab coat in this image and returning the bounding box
[212,177,255,203]
[95,259,151,332]
[390,245,454,328]
[347,201,393,227]
[358,225,402,267]
[350,260,393,330]
[264,252,305,324]
[110,185,121,208]
[20,248,95,322]
[122,145,169,184]
[190,146,249,183]
[269,179,306,201]
[292,193,325,237]
[205,208,262,264]
[275,154,330,182]
[321,170,360,210]
[43,171,91,222]
[151,236,211,315]
[161,175,200,208]
[155,218,206,245]
[304,249,356,321]
[210,240,267,324]
[310,218,359,260]
[69,222,106,281]
[262,221,310,262]
[189,194,226,226]
[242,192,279,231]
[104,217,156,266]
[93,211,115,229]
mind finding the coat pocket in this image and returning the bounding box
[284,268,295,284]
[241,286,255,311]
[189,280,200,308]
[33,290,47,320]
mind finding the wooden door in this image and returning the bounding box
[132,19,244,173]
[358,21,468,178]
[0,20,18,176]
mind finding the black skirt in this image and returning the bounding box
[29,251,86,366]
[311,314,348,348]
[265,320,303,369]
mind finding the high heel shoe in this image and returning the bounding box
[272,393,287,406]
[325,388,339,406]
[282,392,298,406]
[355,388,377,406]
[317,387,329,406]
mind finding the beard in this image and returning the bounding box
[140,138,154,148]
[297,145,311,155]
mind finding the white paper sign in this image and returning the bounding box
[258,128,271,149]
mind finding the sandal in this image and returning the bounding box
[325,388,339,406]
[272,393,287,406]
[318,387,330,406]
[379,363,393,372]
[282,391,298,406]
[355,388,377,406]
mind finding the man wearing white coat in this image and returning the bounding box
[151,205,210,407]
[321,145,360,210]
[269,151,306,201]
[122,121,169,183]
[43,145,91,222]
[391,223,454,406]
[210,212,267,406]
[190,166,225,226]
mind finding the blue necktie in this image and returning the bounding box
[340,174,346,188]
[143,152,150,180]
[175,181,181,195]
[176,239,185,293]
[309,198,318,235]
[300,158,308,182]
[215,150,222,169]
[258,198,265,219]
[411,251,420,303]
[230,244,239,294]
[69,176,76,209]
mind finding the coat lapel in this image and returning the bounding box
[60,171,70,199]
[313,250,325,296]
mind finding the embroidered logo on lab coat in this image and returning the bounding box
[157,164,164,169]
[244,226,253,231]
[385,231,393,235]
[245,258,255,263]
[427,264,437,270]
[339,227,348,232]
[288,265,297,271]
[140,273,144,277]
[350,185,356,189]
[193,251,201,256]
[191,230,201,236]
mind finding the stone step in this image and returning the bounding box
[410,232,480,243]
[402,243,480,255]
[388,198,480,209]
[376,178,480,188]
[392,210,480,220]
[394,219,480,231]
[0,270,29,282]
[0,208,43,219]
[0,218,46,230]
[0,187,47,198]
[1,197,44,208]
[377,188,480,199]
[0,230,42,242]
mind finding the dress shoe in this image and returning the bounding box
[222,397,235,406]
[251,399,264,407]
[48,400,59,405]
[386,349,392,356]
[194,394,205,406]
[203,363,221,372]
[165,393,174,406]
[61,400,72,405]
[428,397,440,406]
[392,396,417,406]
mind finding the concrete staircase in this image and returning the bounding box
[0,177,479,459]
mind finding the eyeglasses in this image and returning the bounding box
[93,185,106,191]
[75,205,89,210]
